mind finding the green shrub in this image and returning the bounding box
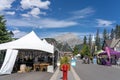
[60,56,70,64]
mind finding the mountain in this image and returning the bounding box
[54,33,83,48]
[45,38,72,52]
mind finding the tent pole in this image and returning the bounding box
[57,52,59,61]
[53,53,54,71]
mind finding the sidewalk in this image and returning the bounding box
[50,66,80,80]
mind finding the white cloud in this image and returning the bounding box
[0,0,15,11]
[40,19,78,28]
[70,7,95,20]
[29,8,40,17]
[6,11,15,15]
[7,19,34,27]
[20,0,31,9]
[96,19,114,27]
[20,0,50,18]
[21,8,46,18]
[6,18,78,28]
[12,29,27,38]
[20,0,50,9]
[21,14,30,17]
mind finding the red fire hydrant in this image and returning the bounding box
[62,64,68,80]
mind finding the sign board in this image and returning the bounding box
[47,65,54,73]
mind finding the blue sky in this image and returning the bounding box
[0,0,120,38]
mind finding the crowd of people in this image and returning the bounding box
[82,56,90,64]
[82,55,120,66]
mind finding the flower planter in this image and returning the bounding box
[60,56,71,71]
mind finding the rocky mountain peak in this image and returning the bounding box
[54,33,83,48]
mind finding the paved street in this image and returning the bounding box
[0,72,53,80]
[74,60,120,80]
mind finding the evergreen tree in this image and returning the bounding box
[80,44,91,57]
[103,28,109,40]
[110,28,114,39]
[115,25,120,39]
[95,29,101,51]
[115,25,118,39]
[73,45,79,56]
[88,34,92,47]
[9,31,14,37]
[83,36,87,45]
[118,25,120,39]
[0,15,12,43]
[88,34,92,54]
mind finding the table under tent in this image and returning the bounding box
[0,31,58,75]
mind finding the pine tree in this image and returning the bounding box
[118,25,120,38]
[88,34,92,47]
[110,28,114,39]
[83,36,87,45]
[73,45,79,56]
[0,15,12,43]
[88,34,92,54]
[114,25,120,39]
[103,28,109,40]
[80,44,91,57]
[95,29,101,51]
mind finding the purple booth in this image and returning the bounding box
[99,47,120,65]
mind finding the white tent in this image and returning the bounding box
[0,49,18,74]
[0,31,54,53]
[0,31,54,74]
[42,39,49,44]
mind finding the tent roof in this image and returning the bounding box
[95,50,105,55]
[42,39,49,44]
[0,31,54,53]
[99,47,120,56]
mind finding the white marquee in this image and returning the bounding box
[0,31,54,53]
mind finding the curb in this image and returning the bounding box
[71,66,81,80]
[49,67,60,80]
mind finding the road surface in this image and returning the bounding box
[74,60,120,80]
[0,72,53,80]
